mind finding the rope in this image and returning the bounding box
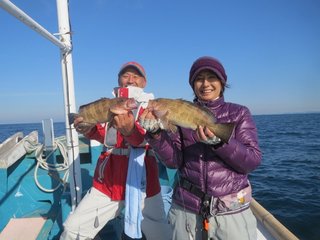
[23,136,69,193]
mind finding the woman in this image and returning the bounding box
[140,56,262,240]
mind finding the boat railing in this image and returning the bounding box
[0,131,38,169]
[0,132,23,156]
[251,198,299,240]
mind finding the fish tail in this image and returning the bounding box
[212,122,235,143]
[68,113,80,125]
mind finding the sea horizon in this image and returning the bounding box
[1,111,320,126]
[1,112,320,240]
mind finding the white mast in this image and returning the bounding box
[0,0,82,209]
[56,0,82,209]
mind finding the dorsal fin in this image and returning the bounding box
[174,98,216,121]
[79,97,111,109]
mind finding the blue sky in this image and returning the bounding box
[1,0,319,124]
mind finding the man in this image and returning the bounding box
[60,61,171,240]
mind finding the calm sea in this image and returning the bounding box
[1,113,320,240]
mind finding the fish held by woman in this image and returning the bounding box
[68,97,137,128]
[146,98,235,143]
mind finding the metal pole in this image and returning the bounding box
[0,0,82,209]
[0,0,70,52]
[56,0,82,209]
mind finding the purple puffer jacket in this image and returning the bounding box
[146,96,262,214]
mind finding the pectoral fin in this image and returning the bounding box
[167,124,178,133]
[154,110,178,133]
[68,113,96,129]
[153,109,168,119]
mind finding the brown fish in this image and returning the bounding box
[69,97,137,128]
[146,98,235,143]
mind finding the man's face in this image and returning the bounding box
[118,67,146,88]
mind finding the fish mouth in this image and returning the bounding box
[127,98,138,109]
[129,104,138,109]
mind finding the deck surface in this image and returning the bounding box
[0,217,46,240]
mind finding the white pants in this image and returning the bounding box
[168,202,257,240]
[60,187,172,240]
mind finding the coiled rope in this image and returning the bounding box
[23,135,69,193]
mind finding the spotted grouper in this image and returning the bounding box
[146,98,235,143]
[68,97,137,128]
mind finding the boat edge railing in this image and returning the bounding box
[251,198,299,240]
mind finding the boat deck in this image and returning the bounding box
[0,132,298,240]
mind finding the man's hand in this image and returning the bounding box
[112,111,135,136]
[196,126,221,145]
[74,117,94,135]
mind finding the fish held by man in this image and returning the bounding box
[68,97,137,128]
[146,98,235,143]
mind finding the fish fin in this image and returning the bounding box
[68,113,95,129]
[153,109,169,128]
[150,106,177,133]
[68,113,79,125]
[78,122,96,129]
[153,109,168,118]
[212,122,235,143]
[168,124,178,133]
[156,111,178,132]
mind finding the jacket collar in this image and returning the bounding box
[194,96,225,109]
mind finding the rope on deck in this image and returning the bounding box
[23,136,69,193]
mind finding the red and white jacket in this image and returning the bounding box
[85,107,160,201]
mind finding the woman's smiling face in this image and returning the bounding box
[193,70,222,101]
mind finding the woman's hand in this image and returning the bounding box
[196,126,221,145]
[139,108,162,134]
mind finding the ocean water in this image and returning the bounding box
[1,113,320,240]
[0,122,66,144]
[251,113,320,240]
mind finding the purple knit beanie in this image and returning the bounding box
[189,56,227,88]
